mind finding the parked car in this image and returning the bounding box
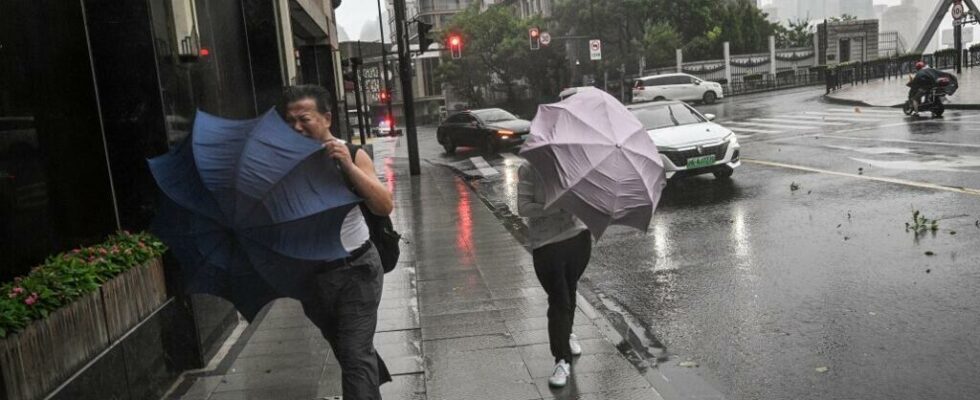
[436,108,531,154]
[632,73,724,104]
[628,100,739,179]
[372,118,402,136]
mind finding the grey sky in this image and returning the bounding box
[336,0,385,42]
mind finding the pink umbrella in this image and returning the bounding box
[519,88,667,238]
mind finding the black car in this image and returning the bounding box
[436,108,531,154]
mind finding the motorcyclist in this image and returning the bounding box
[907,61,941,116]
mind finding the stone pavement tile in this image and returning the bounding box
[167,376,220,400]
[503,316,592,333]
[524,353,638,379]
[419,298,498,316]
[498,305,589,323]
[379,296,417,311]
[375,329,422,346]
[249,315,315,330]
[237,337,330,358]
[494,296,550,310]
[420,309,503,328]
[491,287,549,301]
[547,387,663,400]
[427,348,540,400]
[247,326,318,343]
[512,325,601,346]
[534,368,652,399]
[422,333,517,358]
[416,269,482,284]
[380,374,426,400]
[380,287,417,301]
[226,351,324,374]
[419,286,492,306]
[421,318,509,341]
[206,366,322,393]
[377,308,419,332]
[517,339,620,362]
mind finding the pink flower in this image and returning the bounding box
[12,287,24,295]
[72,249,81,254]
[24,293,38,306]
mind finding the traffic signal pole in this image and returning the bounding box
[393,0,421,175]
[376,0,393,127]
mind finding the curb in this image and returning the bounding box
[453,164,726,400]
[823,93,980,110]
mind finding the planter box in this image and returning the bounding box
[0,291,109,400]
[101,259,167,342]
[0,257,166,400]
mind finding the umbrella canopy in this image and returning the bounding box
[519,88,667,238]
[148,109,361,320]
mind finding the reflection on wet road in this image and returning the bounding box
[411,87,980,399]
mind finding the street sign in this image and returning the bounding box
[589,39,602,61]
[952,1,965,20]
[540,32,551,46]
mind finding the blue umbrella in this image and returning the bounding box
[148,109,361,320]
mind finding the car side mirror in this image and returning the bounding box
[694,80,702,85]
[704,113,716,121]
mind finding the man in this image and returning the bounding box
[278,85,393,399]
[908,61,939,116]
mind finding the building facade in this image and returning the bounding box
[0,0,344,397]
[818,19,880,65]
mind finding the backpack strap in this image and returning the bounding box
[340,142,361,194]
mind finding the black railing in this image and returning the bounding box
[826,49,978,93]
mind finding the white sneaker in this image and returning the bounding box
[548,360,571,387]
[569,333,582,356]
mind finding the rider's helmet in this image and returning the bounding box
[915,61,926,70]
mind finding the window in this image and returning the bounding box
[631,104,706,130]
[664,76,690,85]
[446,113,470,123]
[474,109,517,123]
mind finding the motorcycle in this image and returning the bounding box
[904,73,958,118]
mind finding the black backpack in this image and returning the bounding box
[342,143,401,273]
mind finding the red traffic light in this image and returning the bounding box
[529,27,540,38]
[449,36,461,47]
[379,90,389,101]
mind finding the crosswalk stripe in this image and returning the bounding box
[728,126,781,134]
[469,156,500,177]
[790,115,884,123]
[748,117,849,126]
[803,111,884,119]
[815,134,980,149]
[827,107,895,115]
[727,121,820,130]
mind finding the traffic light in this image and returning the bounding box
[417,21,434,54]
[448,34,462,59]
[378,90,389,103]
[529,27,540,50]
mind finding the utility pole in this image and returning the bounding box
[393,0,421,175]
[377,0,393,125]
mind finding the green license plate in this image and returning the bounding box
[686,155,716,169]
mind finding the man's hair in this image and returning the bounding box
[278,85,334,116]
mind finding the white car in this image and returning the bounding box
[632,73,724,104]
[628,101,739,179]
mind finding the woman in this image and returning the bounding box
[517,161,592,388]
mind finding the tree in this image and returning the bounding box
[641,22,682,68]
[776,18,814,48]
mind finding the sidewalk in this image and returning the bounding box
[164,140,663,399]
[824,67,980,108]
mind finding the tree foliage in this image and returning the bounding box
[776,18,814,48]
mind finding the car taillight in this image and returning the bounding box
[635,85,644,91]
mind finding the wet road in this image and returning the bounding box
[406,87,980,399]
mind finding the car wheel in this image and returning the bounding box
[482,135,497,154]
[443,137,456,154]
[653,96,666,102]
[702,91,717,104]
[713,168,734,179]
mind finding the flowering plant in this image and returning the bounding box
[0,231,166,338]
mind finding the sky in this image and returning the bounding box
[335,0,385,42]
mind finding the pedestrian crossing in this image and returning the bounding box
[723,107,899,139]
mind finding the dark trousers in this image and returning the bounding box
[301,244,392,400]
[532,230,592,363]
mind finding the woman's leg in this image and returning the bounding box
[532,241,574,363]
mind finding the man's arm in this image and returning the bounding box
[325,140,393,216]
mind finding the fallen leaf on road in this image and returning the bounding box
[926,269,931,274]
[854,107,862,113]
[790,182,800,191]
[925,251,935,256]
[868,311,877,316]
[679,361,699,368]
[816,367,829,373]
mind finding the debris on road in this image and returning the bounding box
[815,366,829,373]
[906,210,939,233]
[790,182,800,192]
[679,361,699,368]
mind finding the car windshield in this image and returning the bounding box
[631,103,706,130]
[475,109,517,123]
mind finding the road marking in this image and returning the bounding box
[728,126,781,134]
[727,121,820,130]
[743,159,980,197]
[749,117,849,126]
[827,107,895,115]
[790,115,885,123]
[469,156,500,177]
[814,135,980,149]
[803,111,884,119]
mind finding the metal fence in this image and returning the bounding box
[826,48,980,93]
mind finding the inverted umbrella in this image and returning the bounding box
[519,88,667,238]
[148,109,361,320]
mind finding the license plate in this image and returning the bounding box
[686,155,716,169]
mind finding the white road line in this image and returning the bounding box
[749,117,849,126]
[790,115,885,123]
[803,111,885,119]
[813,135,980,149]
[727,126,781,134]
[743,159,980,197]
[827,108,895,115]
[469,156,500,177]
[727,121,820,130]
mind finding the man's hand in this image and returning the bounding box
[324,139,354,169]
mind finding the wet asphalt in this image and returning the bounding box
[408,87,980,400]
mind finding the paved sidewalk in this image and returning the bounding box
[825,67,980,108]
[164,139,663,399]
